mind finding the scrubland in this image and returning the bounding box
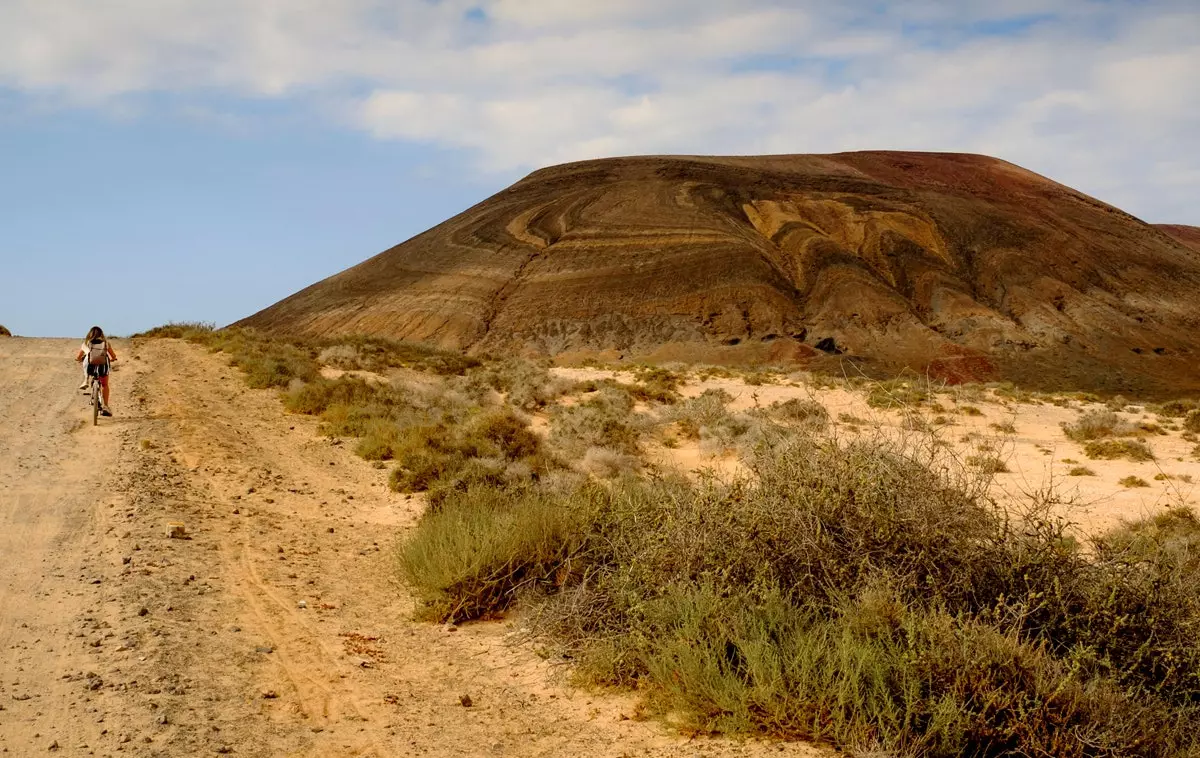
[140,323,1200,757]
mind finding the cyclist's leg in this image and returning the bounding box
[100,373,110,408]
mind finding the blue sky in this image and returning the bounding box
[2,0,1198,337]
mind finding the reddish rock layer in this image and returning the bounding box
[238,152,1200,394]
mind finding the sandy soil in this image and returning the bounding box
[0,338,826,757]
[550,368,1200,537]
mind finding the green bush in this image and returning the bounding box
[400,432,1200,755]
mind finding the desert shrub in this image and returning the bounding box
[989,421,1017,434]
[628,366,684,403]
[1062,410,1139,442]
[579,447,641,478]
[1151,400,1200,418]
[957,405,984,416]
[133,321,216,339]
[1068,466,1095,476]
[966,455,1009,474]
[317,334,477,375]
[463,359,571,411]
[837,412,866,425]
[549,384,643,459]
[765,398,828,426]
[398,484,593,621]
[1184,410,1200,434]
[1119,475,1151,488]
[865,380,929,409]
[401,431,1200,755]
[1084,439,1155,461]
[0,324,11,337]
[143,325,322,389]
[467,408,542,460]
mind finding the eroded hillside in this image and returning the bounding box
[239,152,1200,394]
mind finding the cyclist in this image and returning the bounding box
[75,326,118,417]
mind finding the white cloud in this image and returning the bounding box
[0,0,1197,221]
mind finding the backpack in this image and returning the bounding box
[88,339,109,366]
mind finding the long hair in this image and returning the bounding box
[85,326,105,342]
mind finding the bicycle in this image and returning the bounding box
[88,371,103,425]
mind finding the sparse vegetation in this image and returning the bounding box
[400,431,1200,756]
[989,421,1017,434]
[965,454,1009,474]
[0,324,11,337]
[1119,475,1150,488]
[1083,438,1155,461]
[865,379,928,409]
[1067,466,1094,476]
[1061,409,1138,442]
[1185,410,1200,434]
[957,405,984,416]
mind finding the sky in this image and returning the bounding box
[1,0,1198,337]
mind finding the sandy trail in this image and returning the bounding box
[0,338,823,757]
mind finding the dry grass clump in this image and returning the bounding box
[1119,475,1151,488]
[764,398,828,427]
[317,335,477,375]
[1083,438,1155,461]
[957,405,984,416]
[989,421,1017,434]
[1067,466,1095,476]
[1061,409,1139,442]
[1184,410,1200,434]
[865,379,929,409]
[400,433,1200,755]
[1151,399,1199,418]
[965,454,1009,474]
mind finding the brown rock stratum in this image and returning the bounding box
[240,152,1200,393]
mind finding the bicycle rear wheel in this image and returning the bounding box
[92,381,100,425]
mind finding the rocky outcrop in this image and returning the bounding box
[239,152,1200,394]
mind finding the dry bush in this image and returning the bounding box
[1084,438,1155,461]
[1184,410,1200,434]
[1151,400,1200,418]
[317,335,477,375]
[133,321,216,339]
[549,384,644,458]
[462,359,572,412]
[0,324,12,337]
[1068,466,1095,476]
[1062,410,1139,442]
[400,428,1200,755]
[765,398,828,427]
[579,447,641,478]
[966,454,1010,474]
[957,405,984,416]
[989,421,1017,434]
[1119,475,1151,488]
[865,379,929,409]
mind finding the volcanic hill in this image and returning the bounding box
[239,152,1200,394]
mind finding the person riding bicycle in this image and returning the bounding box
[75,326,118,417]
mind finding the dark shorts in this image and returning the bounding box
[87,362,110,383]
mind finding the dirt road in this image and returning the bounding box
[0,338,823,757]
